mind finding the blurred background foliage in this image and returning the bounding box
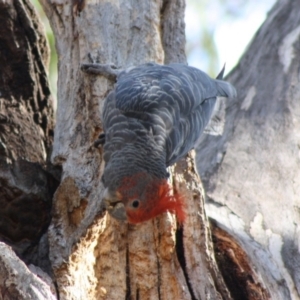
[31,0,276,101]
[31,0,58,98]
[185,0,276,75]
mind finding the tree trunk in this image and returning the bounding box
[1,0,299,299]
[197,0,300,299]
[39,0,230,299]
[0,0,58,298]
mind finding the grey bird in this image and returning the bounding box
[92,63,236,224]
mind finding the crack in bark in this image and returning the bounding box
[159,0,186,64]
[54,280,60,300]
[156,228,162,300]
[175,227,197,300]
[125,243,131,300]
[160,0,169,17]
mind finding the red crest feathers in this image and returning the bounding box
[118,173,186,224]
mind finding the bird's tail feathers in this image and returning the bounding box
[216,64,226,80]
[215,80,237,99]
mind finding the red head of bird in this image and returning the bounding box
[103,172,186,224]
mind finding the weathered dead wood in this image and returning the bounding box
[0,242,56,300]
[211,221,271,300]
[196,0,300,298]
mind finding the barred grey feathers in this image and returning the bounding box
[101,63,236,189]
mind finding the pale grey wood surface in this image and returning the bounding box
[197,0,300,298]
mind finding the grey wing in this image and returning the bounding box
[112,63,236,166]
[102,91,153,164]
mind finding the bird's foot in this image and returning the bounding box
[81,56,121,81]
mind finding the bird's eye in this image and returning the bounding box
[131,199,140,208]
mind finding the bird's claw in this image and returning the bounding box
[81,63,121,80]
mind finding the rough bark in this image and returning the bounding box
[39,0,230,299]
[196,0,300,299]
[0,0,58,271]
[0,0,60,298]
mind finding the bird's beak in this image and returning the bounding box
[103,188,127,221]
